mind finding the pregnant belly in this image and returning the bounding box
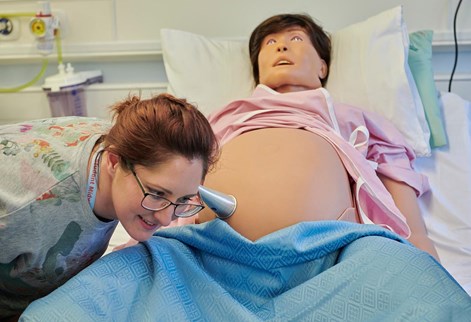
[201,128,353,240]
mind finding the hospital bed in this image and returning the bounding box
[20,6,471,321]
[129,5,471,295]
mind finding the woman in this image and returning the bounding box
[199,13,439,260]
[0,93,218,319]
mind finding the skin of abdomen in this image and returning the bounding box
[200,127,353,240]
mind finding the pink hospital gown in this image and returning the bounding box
[207,85,430,238]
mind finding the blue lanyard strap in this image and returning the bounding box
[86,146,104,210]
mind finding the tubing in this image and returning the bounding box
[55,28,62,65]
[0,12,48,93]
[0,21,63,93]
[0,59,48,93]
[0,12,35,18]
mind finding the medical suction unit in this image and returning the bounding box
[198,186,237,219]
[34,2,102,117]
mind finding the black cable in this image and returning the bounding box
[448,0,463,92]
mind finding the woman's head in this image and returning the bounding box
[104,93,219,179]
[249,13,331,89]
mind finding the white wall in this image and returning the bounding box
[1,0,470,123]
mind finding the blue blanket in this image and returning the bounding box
[21,220,471,321]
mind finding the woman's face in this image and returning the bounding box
[258,27,327,93]
[112,155,204,242]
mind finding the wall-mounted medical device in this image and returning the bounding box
[29,1,59,55]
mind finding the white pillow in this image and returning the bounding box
[161,6,431,156]
[326,6,430,157]
[161,29,254,116]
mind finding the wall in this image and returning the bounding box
[1,0,470,124]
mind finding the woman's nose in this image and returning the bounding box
[277,44,288,52]
[153,207,175,227]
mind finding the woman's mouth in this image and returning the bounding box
[274,59,293,66]
[138,215,158,230]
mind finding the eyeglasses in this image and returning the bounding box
[129,164,204,218]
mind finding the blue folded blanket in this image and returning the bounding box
[21,220,471,321]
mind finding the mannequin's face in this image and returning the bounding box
[258,27,327,93]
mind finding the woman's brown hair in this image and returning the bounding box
[104,93,219,178]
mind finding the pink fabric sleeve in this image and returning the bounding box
[363,113,430,196]
[335,102,430,197]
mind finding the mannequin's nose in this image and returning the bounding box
[277,45,288,52]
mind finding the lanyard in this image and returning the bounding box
[86,146,104,210]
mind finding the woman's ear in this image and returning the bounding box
[105,151,121,176]
[318,59,328,80]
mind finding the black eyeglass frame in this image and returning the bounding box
[127,162,204,218]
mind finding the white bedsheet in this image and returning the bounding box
[416,91,471,295]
